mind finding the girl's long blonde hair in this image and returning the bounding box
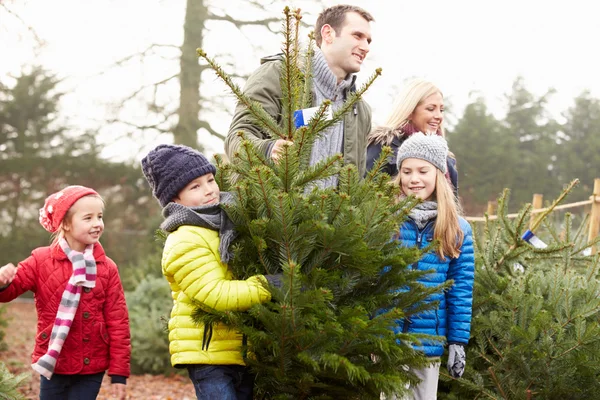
[395,168,463,260]
[369,78,444,146]
[433,170,463,260]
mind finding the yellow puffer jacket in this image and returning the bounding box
[162,224,271,367]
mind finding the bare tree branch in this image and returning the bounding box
[0,2,45,47]
[103,112,176,134]
[91,44,181,78]
[116,73,179,106]
[198,120,225,141]
[207,13,279,31]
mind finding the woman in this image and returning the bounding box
[366,78,458,196]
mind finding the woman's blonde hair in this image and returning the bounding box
[50,194,105,244]
[394,168,463,260]
[369,78,444,146]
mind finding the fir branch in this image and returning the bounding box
[585,254,599,282]
[301,33,315,109]
[310,68,382,136]
[364,192,383,231]
[298,99,333,157]
[237,136,271,170]
[281,7,299,139]
[255,167,274,218]
[276,141,295,192]
[488,367,508,399]
[364,146,393,183]
[292,153,343,188]
[338,164,358,197]
[197,49,284,139]
[530,179,579,232]
[293,9,302,73]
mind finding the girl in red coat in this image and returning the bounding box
[0,185,131,400]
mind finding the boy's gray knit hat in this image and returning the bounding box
[141,144,216,207]
[396,132,448,173]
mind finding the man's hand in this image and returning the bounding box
[270,139,293,162]
[447,344,466,378]
[0,263,17,286]
[112,383,126,400]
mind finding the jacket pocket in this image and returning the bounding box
[33,324,53,360]
[98,321,109,345]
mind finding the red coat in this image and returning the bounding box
[0,242,130,378]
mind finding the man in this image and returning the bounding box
[225,5,374,188]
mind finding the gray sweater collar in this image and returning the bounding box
[312,47,355,99]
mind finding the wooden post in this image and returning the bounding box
[589,179,600,254]
[486,201,496,217]
[530,194,543,229]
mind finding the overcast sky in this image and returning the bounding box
[1,0,599,159]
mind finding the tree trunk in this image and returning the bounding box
[174,0,206,149]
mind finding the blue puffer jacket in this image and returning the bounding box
[394,217,474,357]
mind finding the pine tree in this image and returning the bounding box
[439,182,600,399]
[192,8,441,399]
[0,362,27,400]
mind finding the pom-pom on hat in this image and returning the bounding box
[141,144,217,208]
[396,132,449,173]
[39,185,100,233]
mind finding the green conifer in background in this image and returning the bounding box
[439,183,600,399]
[0,362,27,400]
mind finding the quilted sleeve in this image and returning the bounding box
[445,219,475,345]
[0,254,38,302]
[162,227,271,312]
[103,259,131,378]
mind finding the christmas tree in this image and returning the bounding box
[194,8,443,399]
[439,182,600,399]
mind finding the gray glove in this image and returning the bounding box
[447,344,466,378]
[264,273,283,289]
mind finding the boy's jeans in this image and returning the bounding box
[39,371,104,400]
[187,365,254,400]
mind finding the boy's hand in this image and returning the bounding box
[112,383,126,399]
[0,263,17,286]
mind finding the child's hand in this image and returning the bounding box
[0,263,17,286]
[112,383,126,399]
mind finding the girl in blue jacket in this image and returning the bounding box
[392,132,474,399]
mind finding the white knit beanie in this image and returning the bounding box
[396,132,448,173]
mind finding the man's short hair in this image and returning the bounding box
[314,4,374,47]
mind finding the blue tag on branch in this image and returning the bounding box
[293,106,333,128]
[522,229,548,249]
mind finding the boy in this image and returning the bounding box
[141,144,278,400]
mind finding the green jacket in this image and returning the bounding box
[225,58,372,177]
[162,224,271,367]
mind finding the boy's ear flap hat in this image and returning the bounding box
[141,144,216,208]
[39,186,100,233]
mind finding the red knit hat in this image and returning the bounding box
[39,185,100,233]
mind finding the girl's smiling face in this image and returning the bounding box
[63,196,104,252]
[399,158,437,200]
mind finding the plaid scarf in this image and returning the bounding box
[32,238,97,380]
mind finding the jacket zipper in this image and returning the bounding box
[402,219,435,334]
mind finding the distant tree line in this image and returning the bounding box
[448,77,600,214]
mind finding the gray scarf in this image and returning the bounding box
[310,47,355,189]
[161,192,236,263]
[409,201,438,229]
